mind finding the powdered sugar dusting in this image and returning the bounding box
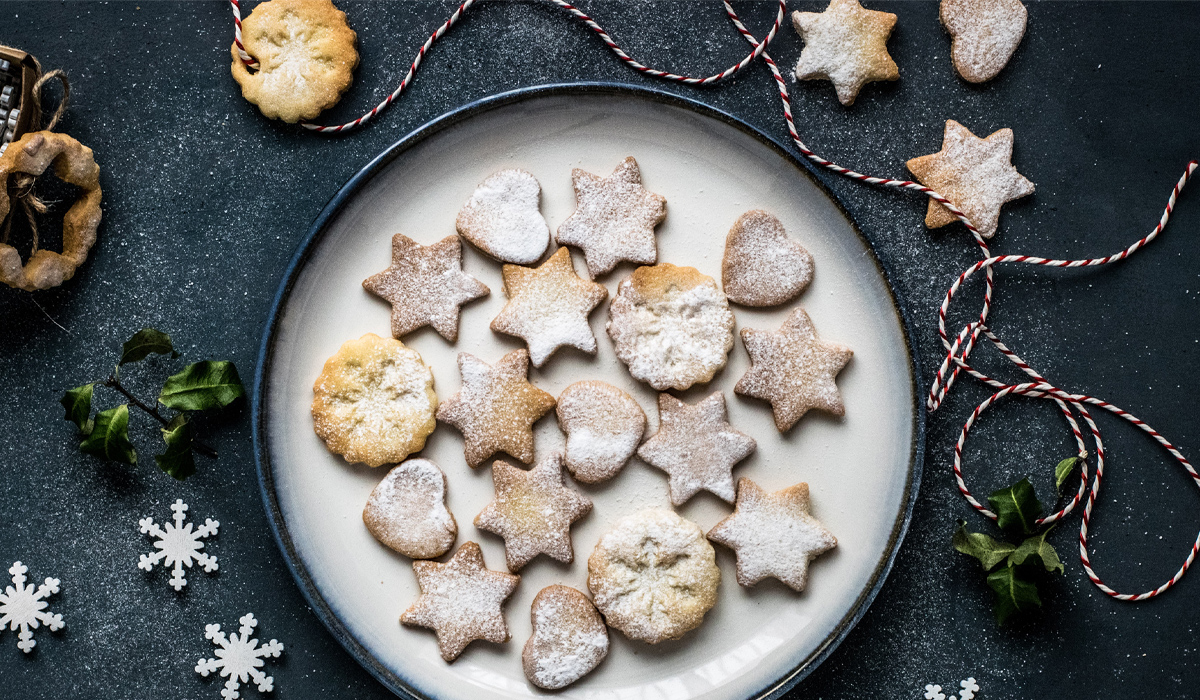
[941,0,1027,83]
[364,458,457,559]
[522,585,609,690]
[722,209,815,307]
[556,380,646,484]
[456,169,550,264]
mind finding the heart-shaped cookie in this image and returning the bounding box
[941,0,1027,84]
[363,458,457,559]
[522,585,609,689]
[721,210,814,307]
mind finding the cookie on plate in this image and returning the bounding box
[722,210,814,307]
[456,169,550,265]
[363,458,457,559]
[941,0,1027,83]
[522,585,609,690]
[311,333,437,467]
[791,0,899,106]
[556,380,646,484]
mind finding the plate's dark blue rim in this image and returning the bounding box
[252,81,926,700]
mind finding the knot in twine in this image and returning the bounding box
[2,69,71,252]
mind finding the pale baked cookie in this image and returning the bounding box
[707,478,837,592]
[363,458,456,559]
[230,0,358,123]
[522,585,609,690]
[637,392,756,505]
[474,452,593,571]
[400,541,520,662]
[363,233,489,343]
[587,509,720,644]
[722,210,814,307]
[311,333,437,467]
[606,264,735,392]
[556,380,646,484]
[906,119,1035,238]
[792,0,899,106]
[555,157,667,278]
[735,308,852,432]
[455,169,550,265]
[436,349,556,467]
[490,247,608,367]
[941,0,1027,83]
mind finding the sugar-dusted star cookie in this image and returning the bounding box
[906,120,1035,238]
[436,349,556,467]
[475,452,593,571]
[456,169,550,265]
[400,541,520,662]
[722,209,815,307]
[637,392,756,505]
[791,0,899,106]
[707,478,837,591]
[941,0,1027,84]
[363,233,489,343]
[490,247,609,367]
[735,308,852,432]
[555,157,667,278]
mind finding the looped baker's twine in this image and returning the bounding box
[2,69,71,251]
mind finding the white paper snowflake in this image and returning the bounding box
[925,677,980,700]
[0,561,64,653]
[195,613,284,699]
[138,498,219,591]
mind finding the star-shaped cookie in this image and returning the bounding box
[490,247,609,367]
[400,541,520,662]
[475,452,593,571]
[637,392,756,505]
[707,478,837,591]
[555,157,667,278]
[734,308,853,432]
[436,349,556,467]
[363,233,490,342]
[906,120,1035,238]
[792,0,899,106]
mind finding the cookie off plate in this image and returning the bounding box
[253,83,923,700]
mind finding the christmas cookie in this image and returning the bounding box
[436,349,555,467]
[555,380,646,484]
[490,247,608,367]
[735,308,852,432]
[400,541,520,662]
[363,233,489,343]
[311,333,437,468]
[792,0,899,106]
[941,0,1027,83]
[707,478,837,592]
[905,119,1035,238]
[455,169,550,265]
[722,210,814,307]
[587,509,720,644]
[522,585,609,690]
[363,458,456,559]
[637,392,756,505]
[555,157,667,278]
[606,263,735,391]
[474,452,593,571]
[230,0,358,123]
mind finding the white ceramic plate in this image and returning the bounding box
[254,84,922,700]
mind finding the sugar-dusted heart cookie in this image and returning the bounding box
[941,0,1027,84]
[522,585,609,690]
[363,458,457,559]
[722,210,815,307]
[456,169,550,265]
[556,380,646,484]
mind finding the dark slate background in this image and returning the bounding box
[2,1,1198,698]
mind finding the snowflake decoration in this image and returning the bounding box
[196,613,284,699]
[138,498,219,591]
[0,561,64,653]
[925,677,980,700]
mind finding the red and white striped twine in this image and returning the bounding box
[229,1,1199,600]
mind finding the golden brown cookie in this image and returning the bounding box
[522,585,609,690]
[490,247,608,367]
[587,509,720,644]
[363,458,457,559]
[400,541,520,662]
[436,349,556,467]
[555,380,646,484]
[474,452,593,571]
[606,263,735,391]
[941,0,1027,83]
[722,210,814,307]
[311,333,437,467]
[230,0,358,123]
[792,0,899,106]
[455,169,550,265]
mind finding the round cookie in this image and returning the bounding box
[522,585,609,690]
[722,210,814,307]
[455,169,550,265]
[311,333,437,467]
[363,458,457,559]
[555,381,646,484]
[606,263,735,391]
[587,509,720,644]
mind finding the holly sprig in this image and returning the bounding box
[60,328,245,480]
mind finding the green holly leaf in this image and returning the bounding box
[1010,527,1065,574]
[1055,456,1081,493]
[953,520,1017,571]
[159,361,245,411]
[119,328,179,365]
[79,404,137,464]
[61,383,95,434]
[988,478,1043,534]
[987,565,1042,625]
[154,414,196,480]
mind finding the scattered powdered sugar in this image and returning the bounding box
[941,0,1028,83]
[363,458,457,559]
[555,380,646,484]
[456,169,550,264]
